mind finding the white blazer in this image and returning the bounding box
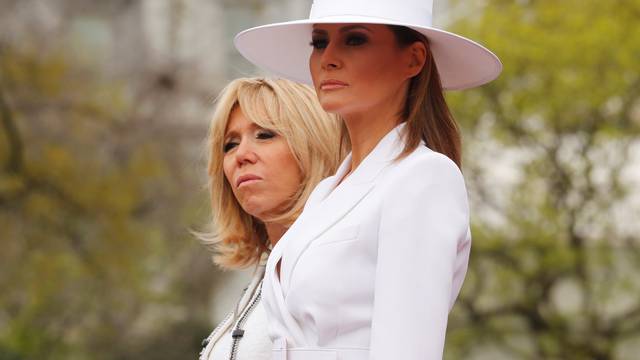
[263,123,471,360]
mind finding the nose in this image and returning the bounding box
[234,139,258,165]
[320,41,342,71]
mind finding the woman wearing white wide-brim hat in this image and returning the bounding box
[235,0,502,359]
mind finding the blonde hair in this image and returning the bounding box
[204,77,344,269]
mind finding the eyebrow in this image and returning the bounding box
[312,24,373,35]
[339,25,373,33]
[223,126,241,140]
[223,130,237,142]
[223,121,263,141]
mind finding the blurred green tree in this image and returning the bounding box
[445,1,640,359]
[0,39,215,359]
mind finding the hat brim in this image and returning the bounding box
[234,15,502,91]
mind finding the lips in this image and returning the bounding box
[236,174,262,187]
[319,79,348,91]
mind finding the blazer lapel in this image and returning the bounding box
[279,123,408,293]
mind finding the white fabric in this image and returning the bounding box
[271,338,369,360]
[201,263,271,360]
[310,0,432,26]
[234,0,502,90]
[262,123,471,359]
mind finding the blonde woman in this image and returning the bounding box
[198,77,343,360]
[234,0,503,358]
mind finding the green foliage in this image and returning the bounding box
[0,40,213,359]
[445,1,640,359]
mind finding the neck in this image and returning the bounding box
[265,221,287,247]
[343,105,403,174]
[341,80,408,173]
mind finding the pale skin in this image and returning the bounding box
[222,107,302,246]
[309,24,427,178]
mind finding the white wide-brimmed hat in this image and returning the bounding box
[234,0,502,90]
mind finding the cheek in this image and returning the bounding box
[269,149,302,194]
[309,53,322,90]
[359,54,399,86]
[222,158,235,188]
[358,64,406,108]
[282,160,303,190]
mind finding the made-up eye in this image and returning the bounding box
[256,130,276,140]
[345,33,368,46]
[223,141,238,153]
[310,37,329,50]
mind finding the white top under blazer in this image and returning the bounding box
[263,123,472,360]
[199,260,271,360]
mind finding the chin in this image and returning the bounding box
[319,98,347,115]
[240,200,266,219]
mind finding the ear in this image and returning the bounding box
[405,41,427,78]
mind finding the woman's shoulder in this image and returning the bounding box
[390,145,464,183]
[375,145,470,230]
[372,144,469,210]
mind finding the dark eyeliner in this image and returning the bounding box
[345,32,368,46]
[223,141,236,153]
[309,37,328,49]
[256,130,276,140]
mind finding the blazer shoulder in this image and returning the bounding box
[376,145,468,206]
[394,145,464,182]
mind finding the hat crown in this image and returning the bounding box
[310,0,433,27]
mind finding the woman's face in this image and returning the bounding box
[308,24,416,117]
[222,107,302,222]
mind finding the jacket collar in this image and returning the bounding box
[272,122,408,294]
[310,122,407,202]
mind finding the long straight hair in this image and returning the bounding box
[389,25,462,168]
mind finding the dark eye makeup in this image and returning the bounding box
[223,141,237,153]
[345,33,368,46]
[222,129,276,153]
[310,37,328,49]
[309,31,369,50]
[256,130,276,140]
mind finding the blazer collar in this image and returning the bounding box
[308,122,408,203]
[272,122,409,294]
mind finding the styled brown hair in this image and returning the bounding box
[388,25,462,168]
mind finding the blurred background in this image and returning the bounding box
[0,0,638,359]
